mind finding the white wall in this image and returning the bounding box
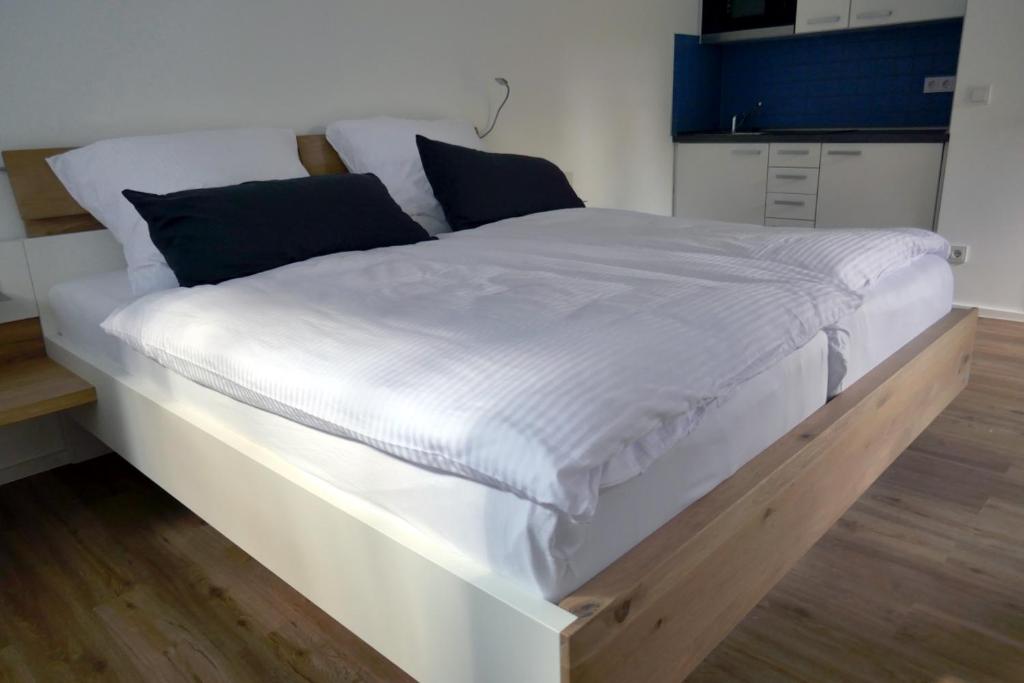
[0,0,700,242]
[939,0,1024,319]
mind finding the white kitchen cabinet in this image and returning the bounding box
[766,192,817,221]
[767,167,819,195]
[848,0,966,29]
[769,142,822,168]
[765,218,816,228]
[796,0,851,34]
[674,143,768,225]
[816,143,944,229]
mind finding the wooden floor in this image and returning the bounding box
[0,318,1021,682]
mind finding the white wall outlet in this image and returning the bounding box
[923,76,957,94]
[948,245,969,265]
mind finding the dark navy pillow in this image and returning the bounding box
[123,174,431,287]
[416,135,584,231]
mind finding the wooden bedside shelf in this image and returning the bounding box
[0,318,96,427]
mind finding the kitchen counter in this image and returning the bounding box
[673,128,949,144]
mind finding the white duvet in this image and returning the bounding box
[102,208,949,520]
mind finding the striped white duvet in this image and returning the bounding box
[102,208,948,520]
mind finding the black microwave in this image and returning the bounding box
[702,0,797,43]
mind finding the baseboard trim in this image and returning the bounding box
[956,304,1024,323]
[0,412,113,488]
[0,449,76,487]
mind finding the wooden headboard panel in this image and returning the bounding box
[2,135,347,238]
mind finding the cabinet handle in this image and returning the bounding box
[827,149,863,156]
[807,15,842,25]
[856,9,894,20]
[777,149,810,155]
[775,173,808,180]
[731,149,763,155]
[773,200,806,206]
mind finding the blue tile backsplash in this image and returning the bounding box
[673,34,722,133]
[673,19,963,133]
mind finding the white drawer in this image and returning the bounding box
[769,143,821,168]
[767,167,819,195]
[765,217,815,228]
[766,192,816,221]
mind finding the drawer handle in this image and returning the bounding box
[773,200,806,207]
[777,149,810,155]
[731,149,763,155]
[856,9,894,20]
[827,149,863,156]
[807,15,842,24]
[775,173,808,180]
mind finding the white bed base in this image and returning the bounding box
[27,229,575,683]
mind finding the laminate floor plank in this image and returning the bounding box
[692,317,1024,682]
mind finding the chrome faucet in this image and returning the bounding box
[731,101,764,134]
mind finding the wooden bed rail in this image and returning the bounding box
[559,307,977,682]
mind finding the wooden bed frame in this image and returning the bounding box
[2,138,977,682]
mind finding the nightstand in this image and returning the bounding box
[0,317,96,427]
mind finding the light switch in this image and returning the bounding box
[967,85,992,105]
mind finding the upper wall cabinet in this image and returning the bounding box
[796,0,852,34]
[848,0,966,29]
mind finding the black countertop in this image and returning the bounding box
[673,128,949,144]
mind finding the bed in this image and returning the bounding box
[3,138,976,683]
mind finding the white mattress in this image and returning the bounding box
[105,208,900,520]
[827,254,953,396]
[50,270,828,600]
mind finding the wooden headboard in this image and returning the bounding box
[1,135,347,238]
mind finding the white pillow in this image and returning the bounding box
[48,128,309,294]
[325,117,482,235]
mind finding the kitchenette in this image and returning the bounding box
[673,1,966,231]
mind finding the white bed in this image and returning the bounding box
[8,134,973,683]
[827,254,954,396]
[50,269,829,600]
[45,209,952,601]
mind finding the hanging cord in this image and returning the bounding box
[476,78,511,139]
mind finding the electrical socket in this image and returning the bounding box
[923,76,957,94]
[948,245,969,265]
